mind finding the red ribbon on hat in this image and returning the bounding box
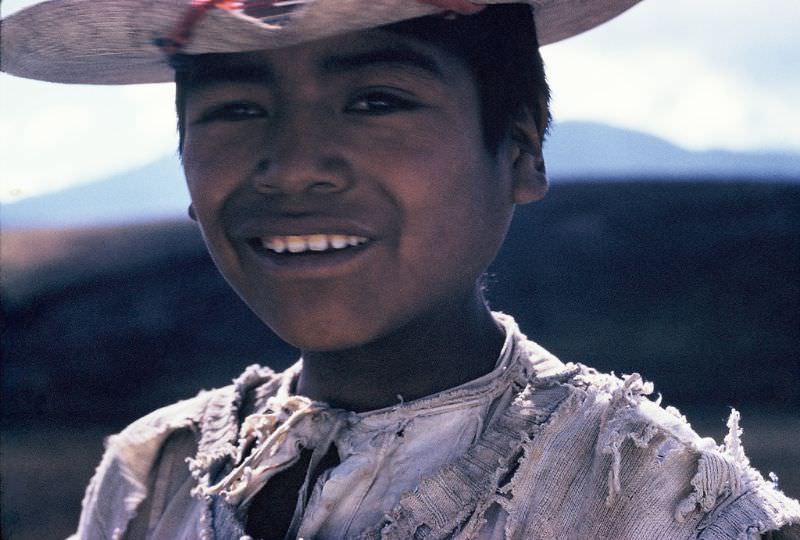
[156,0,276,55]
[156,0,485,56]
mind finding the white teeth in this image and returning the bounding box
[307,234,329,251]
[330,235,348,249]
[264,237,287,253]
[260,234,368,254]
[286,236,306,253]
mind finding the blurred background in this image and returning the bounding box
[2,0,799,538]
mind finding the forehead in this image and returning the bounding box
[179,28,471,89]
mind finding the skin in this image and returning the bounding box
[181,28,547,412]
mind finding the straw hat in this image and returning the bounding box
[1,0,642,84]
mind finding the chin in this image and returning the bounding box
[275,330,372,353]
[259,312,381,352]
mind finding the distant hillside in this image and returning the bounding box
[545,122,800,180]
[2,219,202,309]
[3,122,799,229]
[2,156,188,229]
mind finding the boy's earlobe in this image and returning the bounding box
[188,204,198,221]
[509,107,548,205]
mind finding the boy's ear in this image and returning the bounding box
[507,106,548,205]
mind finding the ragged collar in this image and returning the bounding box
[187,313,574,510]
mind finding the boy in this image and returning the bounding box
[3,1,799,538]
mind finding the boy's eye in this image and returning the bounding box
[195,101,268,124]
[345,91,421,115]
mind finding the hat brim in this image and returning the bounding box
[1,0,642,84]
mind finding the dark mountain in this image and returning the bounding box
[3,122,798,229]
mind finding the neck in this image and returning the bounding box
[295,290,505,412]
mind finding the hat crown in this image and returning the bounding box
[1,0,643,84]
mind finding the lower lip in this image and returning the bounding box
[244,239,374,276]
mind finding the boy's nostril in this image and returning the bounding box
[309,179,341,193]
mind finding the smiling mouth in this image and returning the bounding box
[255,234,370,254]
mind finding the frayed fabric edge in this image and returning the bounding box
[595,372,659,507]
[594,377,751,520]
[675,409,753,523]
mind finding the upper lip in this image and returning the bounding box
[229,216,379,241]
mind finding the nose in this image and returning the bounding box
[251,107,352,196]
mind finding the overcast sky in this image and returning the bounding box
[1,0,798,202]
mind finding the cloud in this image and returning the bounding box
[541,0,800,152]
[0,77,177,201]
[543,45,800,152]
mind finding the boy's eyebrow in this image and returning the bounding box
[319,46,446,80]
[186,62,276,88]
[183,45,445,88]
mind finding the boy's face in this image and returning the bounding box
[181,28,530,351]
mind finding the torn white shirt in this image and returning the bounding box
[72,313,800,539]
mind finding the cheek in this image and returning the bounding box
[385,126,508,227]
[358,120,472,199]
[377,142,511,294]
[181,136,256,286]
[182,123,274,228]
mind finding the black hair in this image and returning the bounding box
[174,4,550,154]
